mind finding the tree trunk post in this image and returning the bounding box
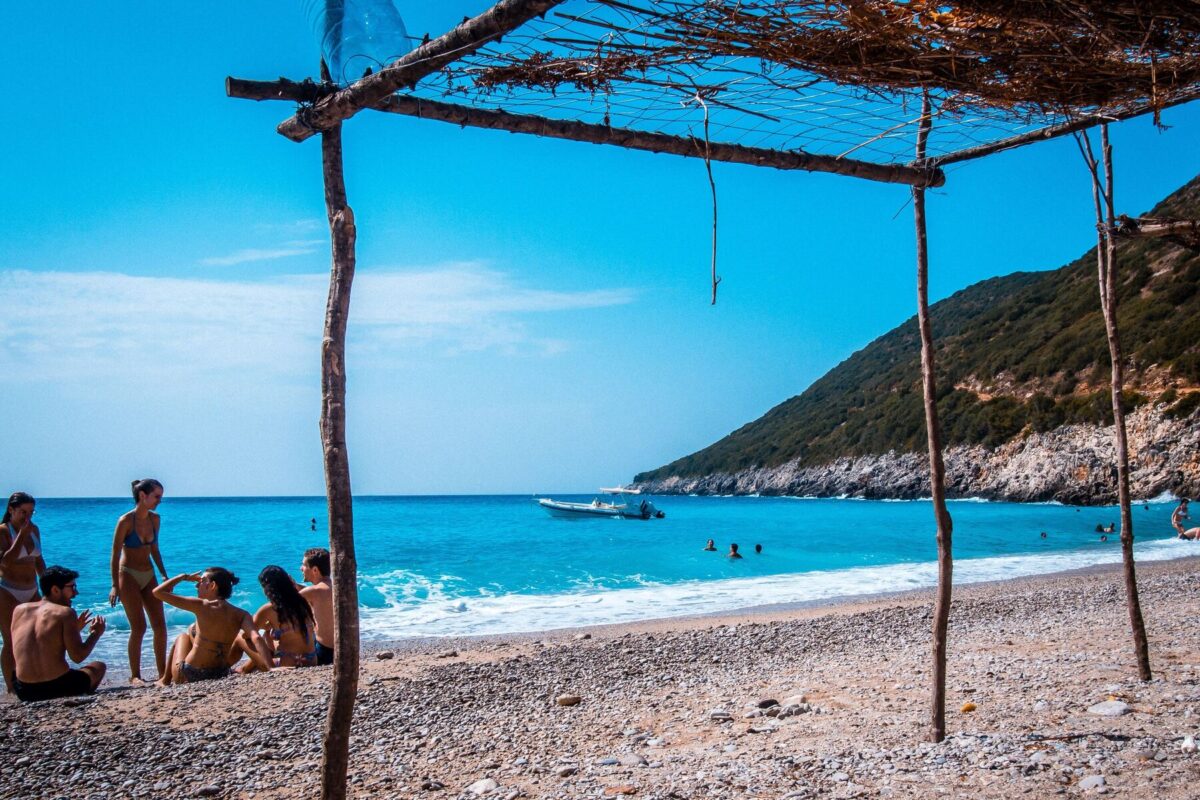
[318,114,360,798]
[913,95,955,743]
[1097,125,1152,681]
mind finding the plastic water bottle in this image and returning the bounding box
[303,0,412,86]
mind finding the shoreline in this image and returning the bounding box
[355,552,1200,657]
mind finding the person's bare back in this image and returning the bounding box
[300,547,334,665]
[300,582,333,647]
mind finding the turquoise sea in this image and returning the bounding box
[25,493,1198,675]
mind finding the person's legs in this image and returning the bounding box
[0,589,18,693]
[161,629,194,687]
[79,661,106,691]
[118,572,148,682]
[140,584,168,681]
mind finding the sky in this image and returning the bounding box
[2,2,1200,498]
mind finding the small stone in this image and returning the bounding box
[436,650,458,659]
[757,698,780,709]
[196,786,221,798]
[556,694,582,707]
[1078,775,1105,791]
[597,758,620,766]
[831,772,850,782]
[575,633,592,640]
[709,709,732,722]
[421,780,445,791]
[961,702,977,713]
[467,778,499,795]
[603,787,637,796]
[556,766,578,777]
[1086,700,1130,717]
[375,650,395,660]
[618,754,647,767]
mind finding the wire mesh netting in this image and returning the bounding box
[395,0,1200,165]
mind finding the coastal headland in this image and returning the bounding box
[5,557,1200,799]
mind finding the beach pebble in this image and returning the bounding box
[708,709,732,722]
[757,698,780,709]
[196,785,222,797]
[575,633,592,640]
[436,650,458,659]
[556,694,582,707]
[603,787,637,796]
[1086,700,1130,717]
[1078,774,1105,791]
[375,650,395,660]
[467,778,499,795]
[961,702,977,713]
[597,757,620,766]
[618,753,647,767]
[556,765,578,777]
[1181,735,1196,753]
[421,780,445,790]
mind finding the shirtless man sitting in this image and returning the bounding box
[11,566,106,702]
[300,548,334,666]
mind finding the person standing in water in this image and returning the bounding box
[1172,498,1191,537]
[1,492,45,694]
[108,479,168,683]
[728,543,743,559]
[703,539,716,551]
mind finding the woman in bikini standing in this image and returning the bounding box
[243,565,317,670]
[154,567,272,685]
[1,492,45,693]
[108,478,168,684]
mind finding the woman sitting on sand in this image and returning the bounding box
[153,568,272,685]
[1,492,45,694]
[108,479,169,684]
[245,565,317,669]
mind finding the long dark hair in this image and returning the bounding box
[258,565,314,634]
[3,492,35,525]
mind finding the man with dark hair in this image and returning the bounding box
[11,566,106,702]
[300,547,334,666]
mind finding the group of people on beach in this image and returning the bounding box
[0,482,337,704]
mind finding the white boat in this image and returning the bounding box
[538,488,665,520]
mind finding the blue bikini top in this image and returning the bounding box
[123,523,156,549]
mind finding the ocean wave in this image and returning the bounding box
[356,537,1200,641]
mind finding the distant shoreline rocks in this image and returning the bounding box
[634,405,1200,506]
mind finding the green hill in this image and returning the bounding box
[636,174,1200,485]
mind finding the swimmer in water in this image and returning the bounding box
[703,539,716,552]
[728,543,743,559]
[754,544,762,554]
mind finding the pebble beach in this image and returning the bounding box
[5,557,1200,800]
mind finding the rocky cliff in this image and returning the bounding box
[636,403,1200,504]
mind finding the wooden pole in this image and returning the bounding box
[226,78,944,188]
[1096,126,1153,680]
[913,94,954,743]
[931,89,1200,167]
[277,0,567,142]
[318,104,361,798]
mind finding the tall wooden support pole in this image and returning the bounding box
[319,117,360,799]
[913,96,954,743]
[1091,126,1152,680]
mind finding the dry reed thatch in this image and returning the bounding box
[472,0,1200,119]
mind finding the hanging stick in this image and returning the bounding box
[689,93,721,305]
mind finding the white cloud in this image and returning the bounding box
[0,265,636,381]
[199,246,317,266]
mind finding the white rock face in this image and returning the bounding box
[636,405,1200,504]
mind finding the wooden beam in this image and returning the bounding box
[931,90,1200,167]
[228,78,944,187]
[276,0,567,142]
[1114,215,1200,242]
